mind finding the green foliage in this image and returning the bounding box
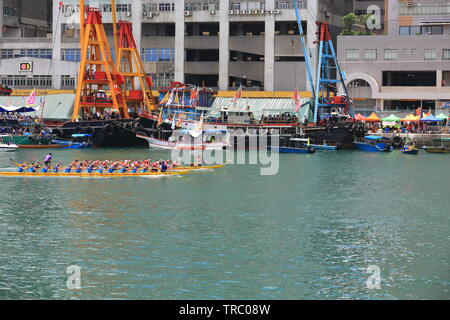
[343,13,358,31]
[340,30,356,36]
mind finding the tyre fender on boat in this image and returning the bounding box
[74,126,83,134]
[52,128,63,137]
[392,135,403,149]
[84,126,95,135]
[103,124,115,136]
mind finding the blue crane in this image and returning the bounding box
[293,0,354,123]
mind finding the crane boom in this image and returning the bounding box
[293,0,315,97]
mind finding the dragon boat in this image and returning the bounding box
[0,170,192,178]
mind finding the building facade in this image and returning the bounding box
[338,0,450,114]
[0,0,351,92]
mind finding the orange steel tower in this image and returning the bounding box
[117,20,157,114]
[72,7,129,120]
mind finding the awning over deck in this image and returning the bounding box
[0,94,74,120]
[209,97,312,121]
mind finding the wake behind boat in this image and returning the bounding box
[0,135,19,151]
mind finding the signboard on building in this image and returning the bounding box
[19,62,33,72]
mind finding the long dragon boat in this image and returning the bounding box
[0,170,192,178]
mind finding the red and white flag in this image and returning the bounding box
[231,85,242,108]
[292,88,302,112]
[26,89,36,106]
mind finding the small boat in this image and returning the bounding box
[270,138,315,153]
[0,169,192,178]
[0,135,19,151]
[52,134,93,149]
[354,135,393,152]
[422,138,450,153]
[401,145,419,155]
[136,129,230,150]
[309,140,338,150]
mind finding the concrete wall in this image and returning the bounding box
[337,34,450,101]
[274,62,307,91]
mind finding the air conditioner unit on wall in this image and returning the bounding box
[233,10,239,14]
[184,11,191,16]
[210,10,215,15]
[245,10,251,14]
[125,12,131,17]
[229,10,234,14]
[408,1,415,7]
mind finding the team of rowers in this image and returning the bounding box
[17,158,201,174]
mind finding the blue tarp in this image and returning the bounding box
[71,134,92,137]
[420,114,442,121]
[364,135,384,140]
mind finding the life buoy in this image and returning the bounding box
[103,124,115,136]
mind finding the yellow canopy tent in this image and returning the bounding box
[365,112,381,122]
[400,114,420,122]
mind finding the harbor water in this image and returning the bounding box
[0,148,448,299]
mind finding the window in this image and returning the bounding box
[399,25,443,35]
[61,75,76,88]
[1,49,52,59]
[116,4,131,12]
[364,49,377,61]
[62,49,81,62]
[403,49,409,55]
[399,26,409,35]
[0,75,51,88]
[443,49,450,60]
[384,49,397,61]
[410,26,421,35]
[411,49,417,55]
[382,71,436,87]
[141,48,175,62]
[424,49,436,61]
[346,49,359,61]
[159,3,174,11]
[148,73,174,88]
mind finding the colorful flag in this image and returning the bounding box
[177,113,184,127]
[231,85,242,108]
[190,87,199,108]
[415,107,422,117]
[26,89,36,106]
[156,109,163,127]
[292,88,302,112]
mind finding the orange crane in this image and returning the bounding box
[72,1,129,120]
[116,20,157,114]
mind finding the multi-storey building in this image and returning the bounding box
[338,0,450,113]
[0,0,352,92]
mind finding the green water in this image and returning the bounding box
[0,148,448,299]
